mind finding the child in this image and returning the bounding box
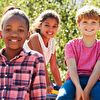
[0,6,46,100]
[23,10,62,93]
[57,5,100,100]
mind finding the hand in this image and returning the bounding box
[84,88,90,100]
[47,85,54,94]
[75,85,84,100]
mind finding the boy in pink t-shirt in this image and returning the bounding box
[57,5,100,100]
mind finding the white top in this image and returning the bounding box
[23,33,56,65]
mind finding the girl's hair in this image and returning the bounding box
[32,10,60,33]
[76,5,100,24]
[1,6,30,31]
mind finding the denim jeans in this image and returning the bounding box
[56,76,100,100]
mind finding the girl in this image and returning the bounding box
[23,10,62,93]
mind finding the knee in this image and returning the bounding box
[56,89,74,100]
[90,82,100,100]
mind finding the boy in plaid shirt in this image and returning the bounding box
[0,6,46,100]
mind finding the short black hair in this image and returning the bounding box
[1,6,30,31]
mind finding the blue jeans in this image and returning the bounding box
[56,76,100,100]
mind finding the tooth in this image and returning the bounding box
[48,33,52,34]
[11,40,17,42]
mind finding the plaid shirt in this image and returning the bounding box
[0,48,46,100]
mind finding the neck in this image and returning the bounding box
[82,36,96,47]
[4,48,22,60]
[42,35,50,47]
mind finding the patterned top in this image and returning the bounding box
[0,48,46,100]
[23,33,56,65]
[64,38,100,79]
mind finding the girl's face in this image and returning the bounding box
[1,15,29,51]
[39,18,59,39]
[78,18,100,37]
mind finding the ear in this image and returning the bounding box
[26,31,30,40]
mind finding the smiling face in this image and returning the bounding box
[1,15,29,51]
[39,18,58,39]
[78,18,100,37]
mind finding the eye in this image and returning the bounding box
[53,25,58,28]
[83,21,87,24]
[45,24,49,27]
[5,28,12,32]
[18,29,25,32]
[91,21,96,24]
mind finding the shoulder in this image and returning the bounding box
[29,33,39,40]
[49,38,56,46]
[96,39,100,50]
[65,38,82,48]
[25,50,43,57]
[28,33,41,47]
[24,50,44,62]
[68,38,82,44]
[96,39,100,45]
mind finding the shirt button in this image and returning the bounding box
[5,74,7,77]
[6,65,9,67]
[4,86,6,89]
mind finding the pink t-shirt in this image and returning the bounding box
[64,38,100,79]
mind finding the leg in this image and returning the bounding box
[90,81,100,100]
[56,79,75,100]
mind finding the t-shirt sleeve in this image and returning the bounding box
[64,41,75,60]
[98,44,100,60]
[97,41,100,60]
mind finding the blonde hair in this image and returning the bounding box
[32,9,60,33]
[76,5,100,24]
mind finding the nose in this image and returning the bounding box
[10,31,19,36]
[49,27,54,31]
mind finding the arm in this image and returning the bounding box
[67,58,80,88]
[66,58,84,100]
[64,42,84,100]
[28,34,43,54]
[50,51,62,86]
[64,43,81,89]
[84,60,100,99]
[30,56,46,100]
[28,34,52,91]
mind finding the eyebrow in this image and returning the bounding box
[6,24,25,28]
[44,21,58,25]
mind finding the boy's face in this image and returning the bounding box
[1,15,29,51]
[78,18,100,36]
[39,18,58,39]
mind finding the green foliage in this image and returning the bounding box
[0,0,99,82]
